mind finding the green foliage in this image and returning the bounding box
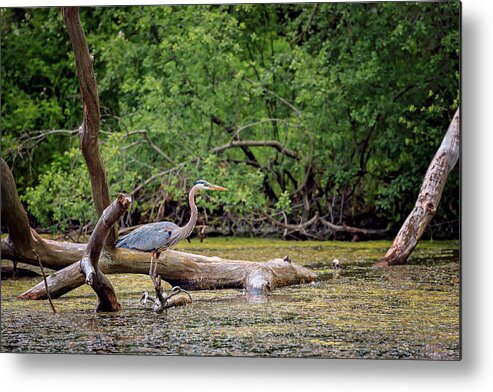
[21,134,139,231]
[21,148,94,231]
[3,3,459,237]
[1,8,81,190]
[192,155,265,216]
[275,191,293,214]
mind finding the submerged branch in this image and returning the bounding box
[33,249,56,313]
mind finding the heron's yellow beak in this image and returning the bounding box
[209,185,228,191]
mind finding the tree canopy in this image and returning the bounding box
[1,3,460,239]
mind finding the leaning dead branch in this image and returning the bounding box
[376,108,460,267]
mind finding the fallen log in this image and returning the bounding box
[18,248,316,300]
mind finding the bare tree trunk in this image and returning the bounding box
[62,7,116,247]
[375,108,460,267]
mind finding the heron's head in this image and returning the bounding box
[193,180,228,191]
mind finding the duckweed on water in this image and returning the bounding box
[1,239,459,359]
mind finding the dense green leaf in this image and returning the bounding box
[1,3,460,237]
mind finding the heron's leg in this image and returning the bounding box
[149,252,155,277]
[149,253,159,288]
[148,252,161,300]
[153,251,161,277]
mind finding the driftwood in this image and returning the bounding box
[18,249,316,300]
[376,108,460,267]
[78,193,132,311]
[1,157,316,301]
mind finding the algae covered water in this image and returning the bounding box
[1,238,460,359]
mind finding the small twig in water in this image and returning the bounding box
[33,249,56,313]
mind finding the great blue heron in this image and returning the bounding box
[116,180,227,310]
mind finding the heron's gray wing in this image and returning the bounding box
[116,221,179,252]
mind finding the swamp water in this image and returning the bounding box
[1,238,460,359]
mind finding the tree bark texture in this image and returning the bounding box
[62,7,116,246]
[375,108,460,267]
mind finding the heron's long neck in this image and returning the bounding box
[182,185,199,236]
